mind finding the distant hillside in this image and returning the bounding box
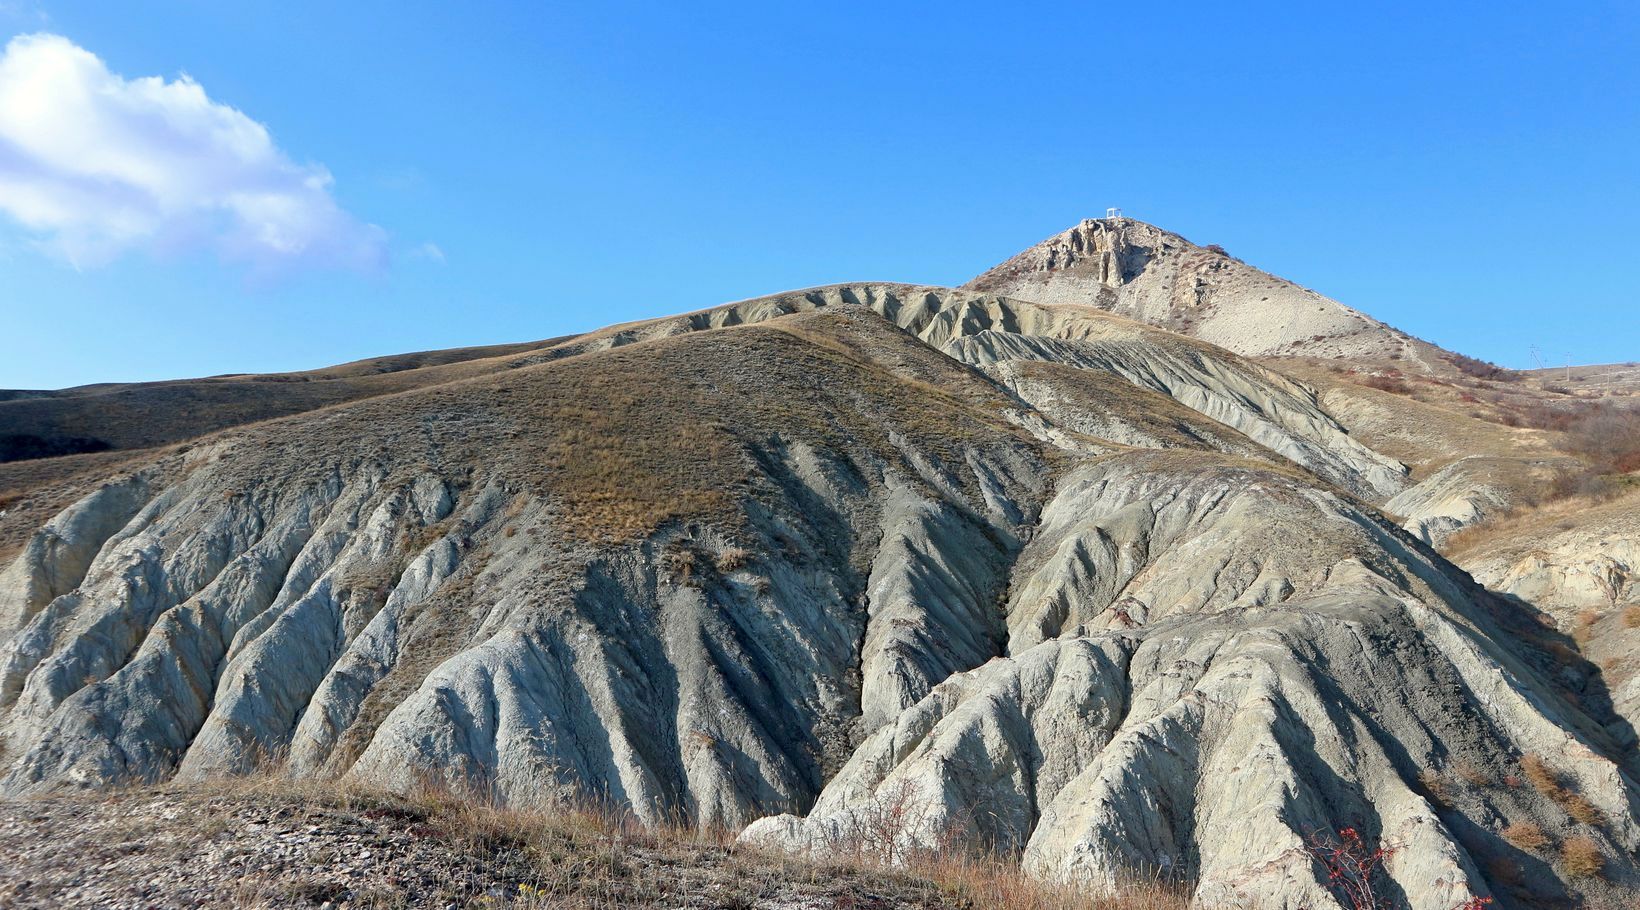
[0,338,573,462]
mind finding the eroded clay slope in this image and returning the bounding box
[743,454,1640,909]
[0,309,1049,834]
[1,293,1631,909]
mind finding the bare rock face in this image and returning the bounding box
[0,288,1633,908]
[965,219,1447,365]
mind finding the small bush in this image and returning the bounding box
[1486,856,1525,888]
[1563,403,1640,474]
[1521,755,1604,826]
[1502,821,1549,851]
[663,546,701,584]
[1303,827,1398,910]
[1361,374,1412,394]
[1624,606,1640,629]
[715,546,753,572]
[1445,353,1514,381]
[1575,609,1602,638]
[1561,835,1604,878]
[1521,754,1563,799]
[1564,793,1604,827]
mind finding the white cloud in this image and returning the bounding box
[0,33,386,272]
[408,241,445,263]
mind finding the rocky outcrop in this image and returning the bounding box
[965,218,1447,365]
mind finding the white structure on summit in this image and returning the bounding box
[1105,206,1124,223]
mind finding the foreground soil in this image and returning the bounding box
[0,785,1183,910]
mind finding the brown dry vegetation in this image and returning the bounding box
[1521,755,1605,828]
[1561,835,1606,879]
[2,309,1044,552]
[1501,821,1550,852]
[1442,485,1640,560]
[0,776,1189,910]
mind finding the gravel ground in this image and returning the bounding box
[0,787,956,910]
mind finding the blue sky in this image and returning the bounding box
[1,1,1636,389]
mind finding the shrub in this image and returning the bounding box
[1303,827,1398,910]
[1501,821,1549,851]
[1419,770,1455,808]
[1361,374,1412,394]
[1564,793,1604,827]
[1521,754,1563,799]
[1562,403,1640,474]
[1561,835,1604,878]
[1486,855,1524,887]
[1624,606,1640,629]
[663,545,701,584]
[1445,352,1515,381]
[715,546,753,572]
[1521,755,1605,826]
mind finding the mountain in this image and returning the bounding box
[966,217,1450,367]
[2,234,1638,909]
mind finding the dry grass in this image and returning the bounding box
[1444,487,1639,559]
[1561,835,1605,878]
[1521,755,1606,827]
[1564,793,1606,827]
[0,338,559,458]
[715,546,753,572]
[170,774,1188,910]
[1501,821,1550,852]
[3,304,1044,553]
[1522,754,1562,798]
[1624,606,1640,629]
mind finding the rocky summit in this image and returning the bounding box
[2,220,1637,909]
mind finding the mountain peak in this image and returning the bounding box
[966,217,1445,366]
